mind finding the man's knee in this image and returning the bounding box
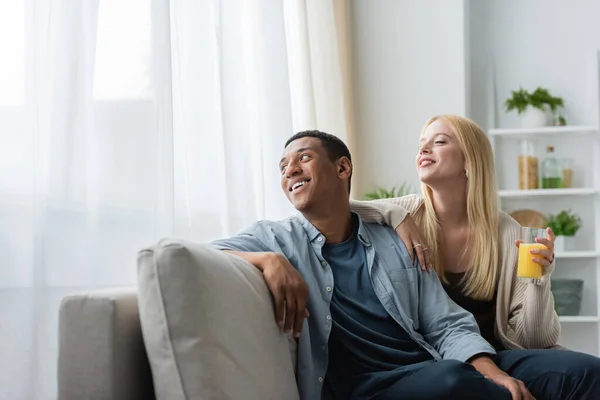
[542,350,600,374]
[560,351,600,382]
[433,360,479,394]
[510,350,600,398]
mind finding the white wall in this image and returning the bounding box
[468,0,600,129]
[349,0,468,197]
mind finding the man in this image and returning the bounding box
[212,131,532,399]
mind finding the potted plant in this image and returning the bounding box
[364,182,414,200]
[547,209,582,252]
[505,87,564,128]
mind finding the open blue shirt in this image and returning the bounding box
[211,212,495,400]
[323,214,434,399]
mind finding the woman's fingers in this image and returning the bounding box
[546,227,556,242]
[536,237,553,248]
[531,257,551,267]
[413,243,428,271]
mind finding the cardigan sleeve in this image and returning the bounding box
[349,194,423,229]
[505,233,561,349]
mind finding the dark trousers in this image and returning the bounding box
[369,349,600,400]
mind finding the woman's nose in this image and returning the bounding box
[419,145,431,154]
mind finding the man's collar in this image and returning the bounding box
[293,212,371,246]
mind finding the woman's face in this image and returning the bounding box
[416,118,467,186]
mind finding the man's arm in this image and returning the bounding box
[416,265,495,361]
[211,223,309,336]
[211,222,274,253]
[417,267,533,398]
[224,251,272,271]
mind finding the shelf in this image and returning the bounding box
[489,125,597,138]
[499,188,598,198]
[559,316,600,323]
[555,251,600,259]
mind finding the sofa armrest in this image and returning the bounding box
[58,287,155,400]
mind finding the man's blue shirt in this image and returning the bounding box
[211,212,495,400]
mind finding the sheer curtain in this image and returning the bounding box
[0,0,352,398]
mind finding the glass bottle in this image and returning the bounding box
[518,140,538,190]
[541,146,562,189]
[553,108,567,126]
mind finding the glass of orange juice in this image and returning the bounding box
[517,227,547,285]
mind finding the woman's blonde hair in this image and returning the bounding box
[413,114,499,300]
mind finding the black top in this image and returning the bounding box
[443,272,505,351]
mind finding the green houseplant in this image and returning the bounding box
[364,182,414,200]
[505,87,564,128]
[547,209,582,252]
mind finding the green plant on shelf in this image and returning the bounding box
[505,87,564,115]
[547,210,582,237]
[364,183,414,200]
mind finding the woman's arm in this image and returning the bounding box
[350,194,432,270]
[507,263,561,349]
[504,223,561,348]
[349,194,422,228]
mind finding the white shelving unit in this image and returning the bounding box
[489,125,597,138]
[498,188,598,198]
[487,51,600,356]
[559,316,600,323]
[555,251,600,259]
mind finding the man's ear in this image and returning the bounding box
[337,157,352,179]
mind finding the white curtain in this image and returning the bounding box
[0,0,352,398]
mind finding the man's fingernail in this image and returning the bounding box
[278,321,283,328]
[294,332,300,338]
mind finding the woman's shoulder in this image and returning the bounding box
[364,193,424,214]
[497,211,522,255]
[498,211,521,237]
[402,193,424,209]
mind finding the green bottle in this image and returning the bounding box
[541,146,562,189]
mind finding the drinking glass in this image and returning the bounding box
[517,227,547,285]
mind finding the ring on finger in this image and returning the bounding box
[413,243,423,248]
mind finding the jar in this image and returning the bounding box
[518,140,539,190]
[561,158,574,188]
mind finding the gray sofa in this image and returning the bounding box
[57,239,300,400]
[57,288,155,400]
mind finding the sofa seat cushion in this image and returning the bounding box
[137,238,299,400]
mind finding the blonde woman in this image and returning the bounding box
[351,114,600,397]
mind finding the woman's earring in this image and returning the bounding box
[465,169,469,179]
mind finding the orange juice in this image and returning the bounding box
[517,243,546,279]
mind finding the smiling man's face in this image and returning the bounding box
[279,136,344,213]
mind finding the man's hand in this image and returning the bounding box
[257,252,310,337]
[470,355,535,400]
[486,373,535,400]
[394,215,432,271]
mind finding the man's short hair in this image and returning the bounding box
[285,130,352,193]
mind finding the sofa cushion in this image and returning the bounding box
[58,288,155,400]
[137,238,299,400]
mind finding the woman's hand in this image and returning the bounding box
[395,215,432,271]
[514,227,556,270]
